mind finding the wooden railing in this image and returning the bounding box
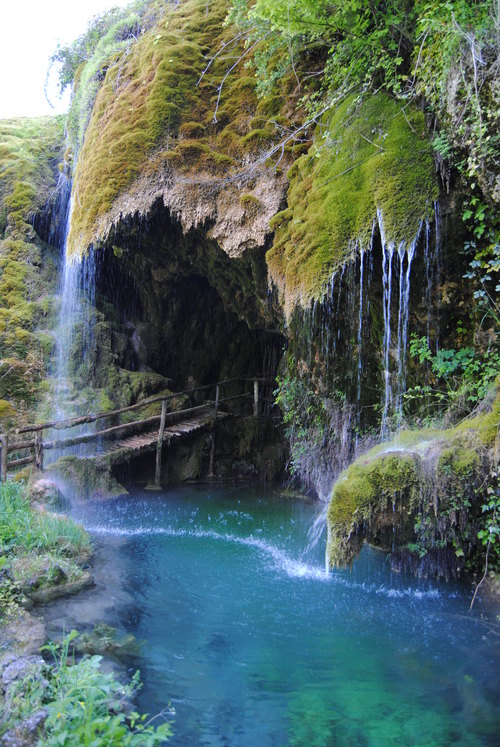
[0,377,272,482]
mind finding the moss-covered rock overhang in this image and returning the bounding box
[326,387,499,579]
[66,0,300,260]
[92,198,285,390]
[267,93,439,314]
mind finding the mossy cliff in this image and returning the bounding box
[67,0,300,259]
[326,388,499,578]
[0,117,65,424]
[267,94,438,312]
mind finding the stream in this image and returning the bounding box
[41,486,500,746]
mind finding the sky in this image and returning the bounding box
[0,0,132,119]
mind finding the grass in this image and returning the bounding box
[0,481,90,559]
[0,481,91,618]
[0,482,171,744]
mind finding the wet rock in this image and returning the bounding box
[28,571,93,604]
[30,479,67,511]
[0,654,47,692]
[0,610,45,658]
[0,709,47,747]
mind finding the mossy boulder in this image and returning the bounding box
[47,456,127,502]
[10,553,92,604]
[326,397,497,578]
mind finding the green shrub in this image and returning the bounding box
[4,631,172,745]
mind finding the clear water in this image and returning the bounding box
[44,487,500,746]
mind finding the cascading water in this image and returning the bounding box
[46,182,98,459]
[378,209,396,437]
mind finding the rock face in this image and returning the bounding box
[92,156,288,261]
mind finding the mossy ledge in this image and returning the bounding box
[326,387,499,579]
[267,93,439,313]
[67,0,300,259]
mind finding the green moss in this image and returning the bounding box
[326,392,497,574]
[66,0,297,256]
[10,553,85,593]
[0,117,64,411]
[179,121,206,138]
[438,446,480,479]
[47,456,127,501]
[240,193,261,207]
[267,93,439,308]
[327,451,420,566]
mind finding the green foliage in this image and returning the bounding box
[230,0,419,103]
[3,631,172,745]
[462,192,500,327]
[408,333,500,414]
[274,355,327,480]
[477,483,500,569]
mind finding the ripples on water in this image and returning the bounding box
[43,486,500,746]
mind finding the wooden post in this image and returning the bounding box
[208,385,219,478]
[34,431,44,472]
[155,401,168,488]
[253,379,259,417]
[0,433,8,482]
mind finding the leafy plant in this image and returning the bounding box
[3,631,173,745]
[470,473,499,609]
[408,333,500,417]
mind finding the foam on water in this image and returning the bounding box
[86,523,448,598]
[85,523,330,582]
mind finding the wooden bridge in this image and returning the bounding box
[0,377,270,487]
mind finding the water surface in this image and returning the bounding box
[43,486,499,746]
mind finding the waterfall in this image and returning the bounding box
[47,183,97,460]
[356,247,365,405]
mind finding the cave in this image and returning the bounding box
[92,198,285,393]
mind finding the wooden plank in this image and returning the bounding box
[8,439,35,452]
[1,434,8,481]
[7,455,34,468]
[34,432,44,472]
[16,377,250,433]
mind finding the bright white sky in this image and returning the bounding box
[0,0,132,119]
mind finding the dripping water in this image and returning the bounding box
[378,209,395,437]
[356,247,365,405]
[395,224,421,416]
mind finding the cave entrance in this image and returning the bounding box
[93,198,284,396]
